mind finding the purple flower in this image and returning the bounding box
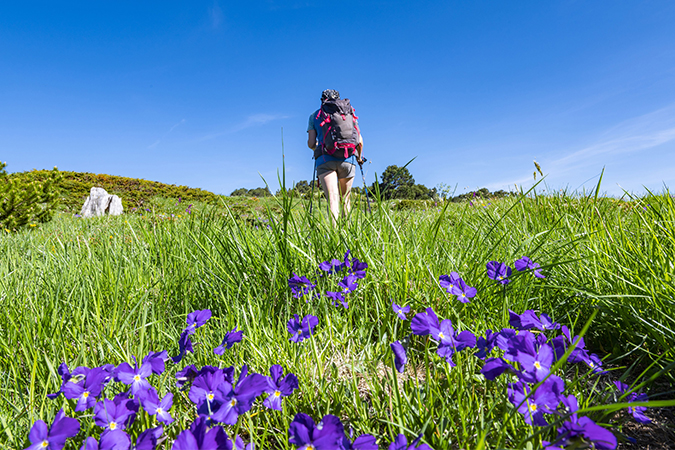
[390,341,407,373]
[480,357,514,380]
[171,330,194,364]
[614,381,651,423]
[263,365,299,411]
[287,314,319,343]
[211,368,268,425]
[138,387,174,424]
[388,434,432,450]
[25,409,79,450]
[215,327,244,354]
[546,417,617,449]
[509,310,559,331]
[586,353,608,375]
[142,351,169,375]
[514,256,545,278]
[342,433,378,450]
[47,363,75,400]
[474,329,498,359]
[338,273,359,294]
[433,320,476,367]
[288,413,345,450]
[507,376,563,426]
[189,367,229,408]
[184,309,212,334]
[116,359,153,395]
[517,343,554,383]
[438,272,461,293]
[61,366,108,411]
[94,398,136,432]
[175,364,199,389]
[349,258,368,279]
[318,258,345,274]
[288,273,317,298]
[486,261,512,284]
[326,290,349,309]
[410,308,440,336]
[172,416,232,450]
[392,302,410,320]
[450,278,477,303]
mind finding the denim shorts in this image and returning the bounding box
[316,160,356,179]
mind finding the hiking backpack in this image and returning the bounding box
[314,98,360,159]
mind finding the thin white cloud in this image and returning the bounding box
[485,104,675,191]
[197,113,288,142]
[147,119,186,149]
[209,2,223,29]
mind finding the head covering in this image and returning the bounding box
[321,89,340,102]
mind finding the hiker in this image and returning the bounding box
[307,89,364,222]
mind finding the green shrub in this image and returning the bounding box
[0,162,61,231]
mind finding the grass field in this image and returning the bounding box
[1,186,674,449]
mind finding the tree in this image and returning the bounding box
[291,180,311,197]
[229,187,271,197]
[376,165,415,199]
[1,162,61,231]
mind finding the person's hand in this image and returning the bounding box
[357,155,364,165]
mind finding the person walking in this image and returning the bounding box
[307,89,364,223]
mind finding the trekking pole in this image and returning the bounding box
[359,158,372,214]
[309,161,316,215]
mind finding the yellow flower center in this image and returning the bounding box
[207,393,214,401]
[156,407,164,414]
[110,422,117,430]
[230,399,237,407]
[438,332,445,339]
[274,390,281,397]
[529,403,537,412]
[534,361,541,370]
[41,442,48,448]
[307,446,315,450]
[83,391,89,398]
[498,276,504,280]
[133,375,141,382]
[461,293,466,298]
[589,362,595,368]
[297,329,302,335]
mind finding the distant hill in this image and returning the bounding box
[9,170,219,213]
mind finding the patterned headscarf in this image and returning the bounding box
[321,89,340,102]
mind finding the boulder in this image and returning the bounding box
[80,187,124,218]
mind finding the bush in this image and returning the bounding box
[0,162,61,231]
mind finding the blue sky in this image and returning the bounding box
[2,1,674,196]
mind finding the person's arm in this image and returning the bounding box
[307,129,317,150]
[356,134,364,164]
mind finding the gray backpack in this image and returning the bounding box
[313,98,360,159]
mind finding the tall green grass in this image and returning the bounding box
[0,188,673,449]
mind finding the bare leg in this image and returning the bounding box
[339,177,354,217]
[319,171,340,224]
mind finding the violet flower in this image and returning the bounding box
[215,327,244,354]
[388,434,433,450]
[614,381,651,423]
[171,330,194,364]
[287,314,318,343]
[138,387,174,424]
[450,278,477,303]
[392,302,411,320]
[507,376,563,426]
[288,273,316,298]
[211,367,268,425]
[62,366,108,412]
[390,341,407,373]
[184,309,212,335]
[439,272,461,293]
[94,398,136,432]
[410,308,440,336]
[263,365,299,411]
[116,358,153,395]
[514,256,545,278]
[172,416,232,450]
[25,409,79,450]
[288,413,345,450]
[486,261,512,284]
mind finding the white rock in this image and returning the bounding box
[80,187,124,218]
